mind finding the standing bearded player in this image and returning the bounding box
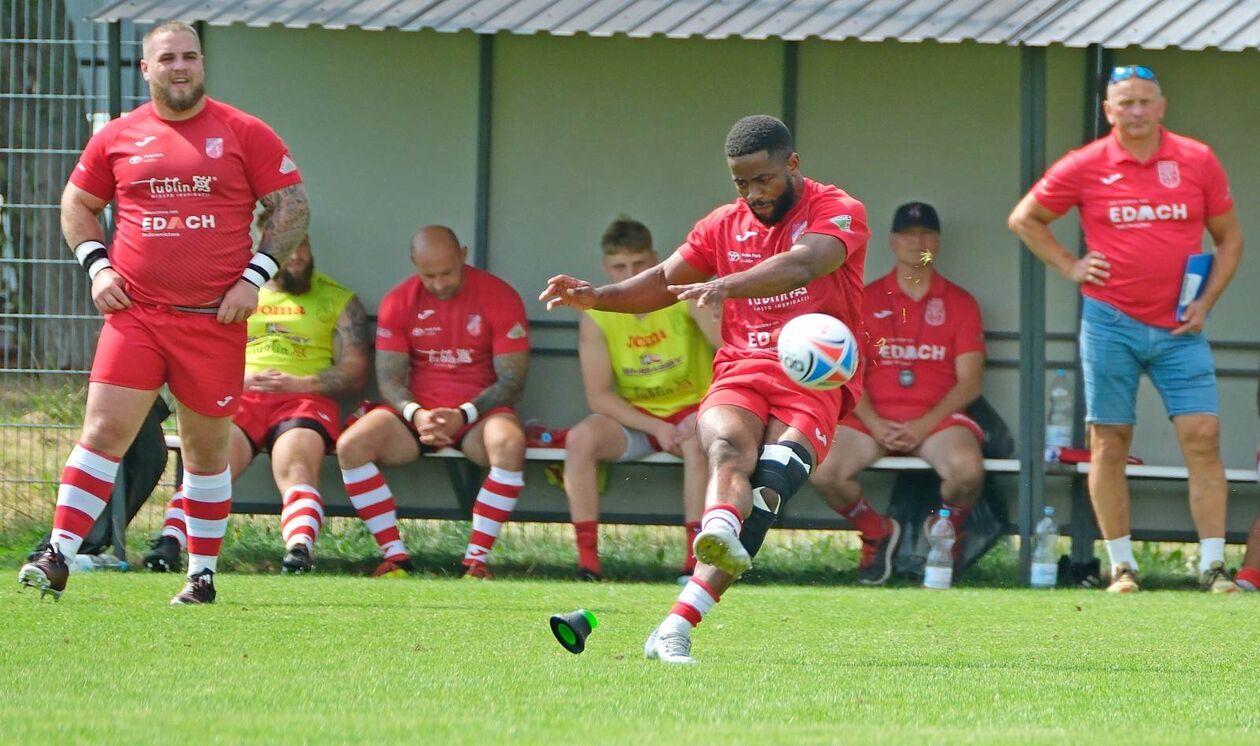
[18,21,309,604]
[542,115,868,664]
[143,237,367,576]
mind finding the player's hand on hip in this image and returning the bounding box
[218,279,259,324]
[540,275,597,311]
[668,279,728,308]
[91,268,131,314]
[1069,251,1110,286]
[1172,298,1210,336]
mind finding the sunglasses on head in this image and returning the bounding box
[1109,65,1158,84]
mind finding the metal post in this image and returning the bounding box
[781,41,799,136]
[1068,44,1114,565]
[1016,44,1047,579]
[472,34,494,270]
[108,21,121,119]
[107,20,127,561]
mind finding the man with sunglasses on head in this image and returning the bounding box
[1009,65,1244,593]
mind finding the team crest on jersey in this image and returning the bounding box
[830,215,853,232]
[467,314,483,336]
[1157,160,1180,188]
[204,138,224,159]
[925,298,946,326]
[790,220,808,242]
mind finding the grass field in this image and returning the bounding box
[3,575,1258,744]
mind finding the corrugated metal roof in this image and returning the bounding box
[91,0,1260,51]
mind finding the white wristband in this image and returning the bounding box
[241,251,279,288]
[74,240,111,279]
[459,402,479,425]
[86,257,113,281]
[401,401,422,424]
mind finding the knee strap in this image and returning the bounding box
[750,441,813,507]
[739,441,814,558]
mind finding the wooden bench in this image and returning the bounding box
[162,435,1257,544]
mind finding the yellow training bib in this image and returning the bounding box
[246,271,354,377]
[587,303,714,418]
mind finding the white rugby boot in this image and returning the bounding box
[644,626,697,665]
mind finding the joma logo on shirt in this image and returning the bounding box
[1108,203,1188,225]
[879,343,946,361]
[626,330,667,348]
[141,214,216,230]
[258,304,304,316]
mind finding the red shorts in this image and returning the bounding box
[90,303,245,417]
[700,357,855,463]
[347,400,515,452]
[233,391,340,454]
[839,411,984,454]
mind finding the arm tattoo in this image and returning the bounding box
[314,297,369,397]
[256,183,310,265]
[471,351,529,412]
[376,350,414,412]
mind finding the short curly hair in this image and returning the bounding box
[725,115,793,161]
[601,217,653,255]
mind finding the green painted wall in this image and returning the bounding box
[202,26,1258,472]
[204,27,480,308]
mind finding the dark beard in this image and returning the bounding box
[154,81,205,113]
[275,263,314,295]
[751,177,798,226]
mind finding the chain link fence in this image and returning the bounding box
[0,0,153,534]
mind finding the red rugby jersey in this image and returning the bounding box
[860,271,985,422]
[70,98,302,307]
[375,267,530,409]
[676,177,869,399]
[1033,127,1232,328]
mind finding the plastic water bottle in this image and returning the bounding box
[71,553,129,573]
[1045,369,1073,461]
[923,509,955,590]
[1030,507,1059,588]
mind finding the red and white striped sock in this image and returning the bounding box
[183,467,232,576]
[660,576,720,636]
[49,443,120,559]
[700,503,743,536]
[463,467,523,566]
[280,484,324,550]
[341,464,407,561]
[160,490,187,549]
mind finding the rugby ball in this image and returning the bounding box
[776,313,859,390]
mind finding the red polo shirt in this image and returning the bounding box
[1033,127,1233,328]
[860,271,985,422]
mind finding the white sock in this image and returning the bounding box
[1199,537,1225,573]
[659,613,692,637]
[1104,536,1138,572]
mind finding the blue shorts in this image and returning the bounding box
[1079,297,1218,425]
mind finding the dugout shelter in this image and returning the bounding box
[87,0,1260,571]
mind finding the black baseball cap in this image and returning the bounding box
[892,202,941,233]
